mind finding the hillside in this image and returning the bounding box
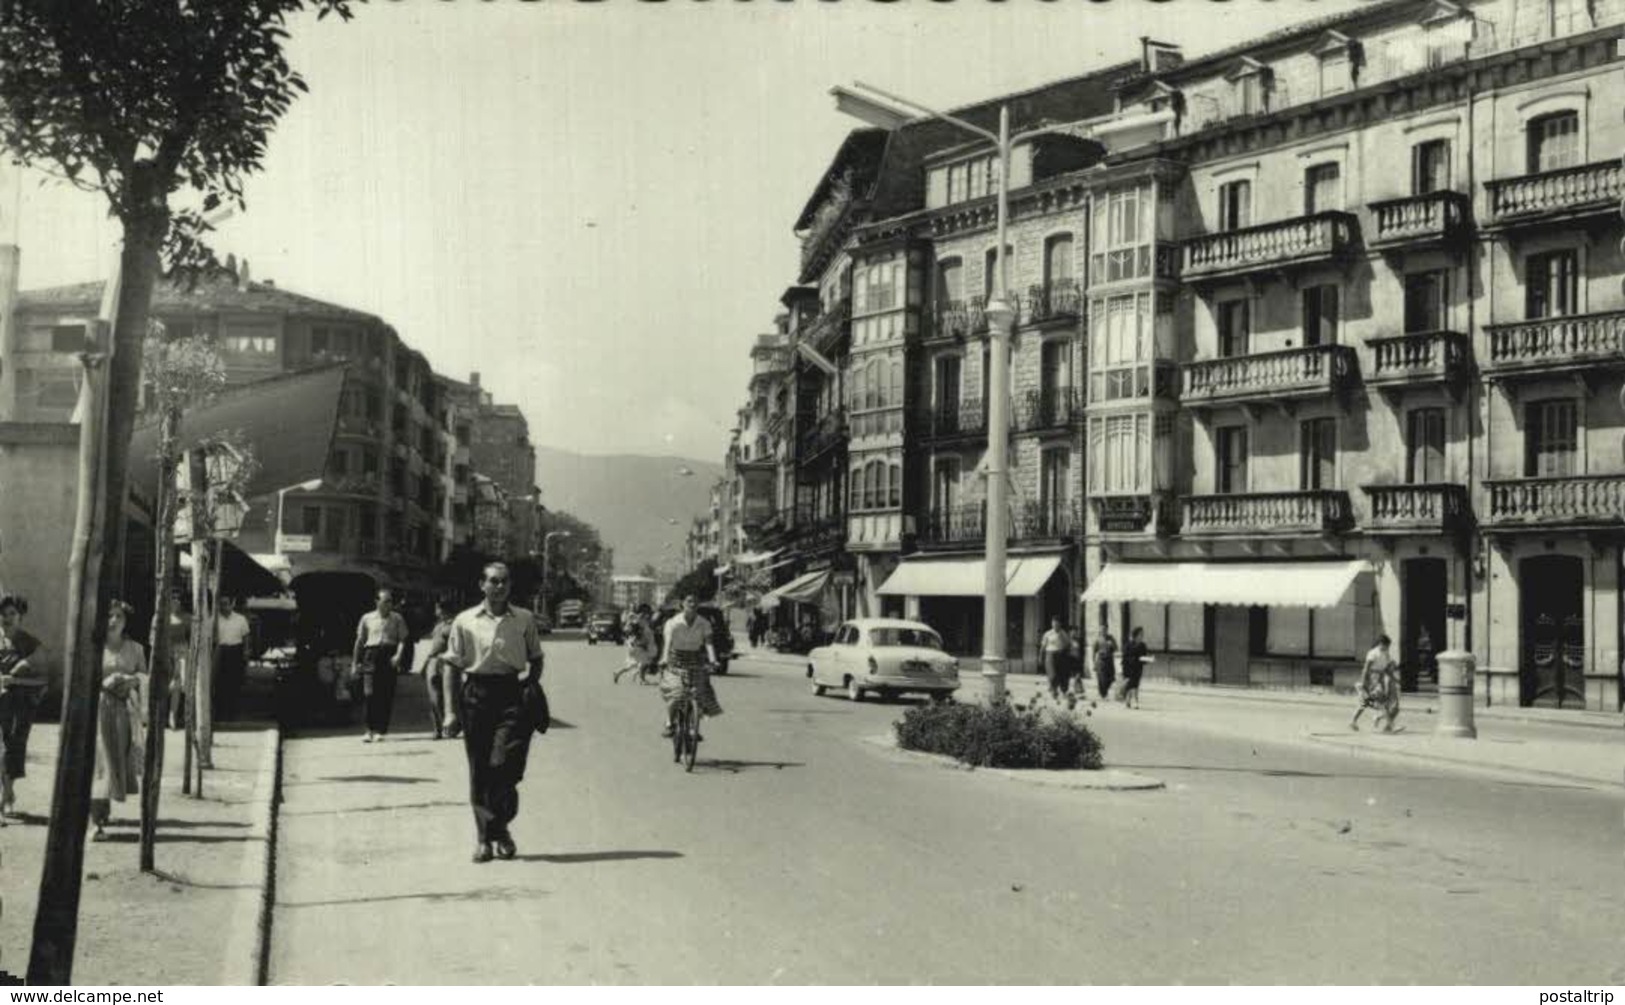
[534,446,724,577]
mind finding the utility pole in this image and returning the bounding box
[28,290,117,984]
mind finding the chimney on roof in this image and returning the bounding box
[1141,37,1183,72]
[237,258,251,292]
[470,371,481,387]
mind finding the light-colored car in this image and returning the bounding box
[807,618,960,702]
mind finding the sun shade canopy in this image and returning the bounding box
[876,554,1062,598]
[1081,560,1369,609]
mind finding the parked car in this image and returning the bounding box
[585,611,623,645]
[807,618,960,702]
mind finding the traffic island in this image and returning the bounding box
[860,734,1165,790]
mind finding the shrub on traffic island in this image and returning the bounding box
[893,699,1103,770]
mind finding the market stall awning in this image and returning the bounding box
[759,569,830,608]
[876,554,1063,598]
[1081,560,1369,609]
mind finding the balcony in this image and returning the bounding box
[1181,345,1355,412]
[919,395,987,442]
[1182,212,1357,283]
[1018,387,1080,432]
[1181,491,1353,537]
[1483,160,1625,231]
[932,297,987,341]
[1367,191,1470,251]
[321,473,382,498]
[1364,330,1470,396]
[1482,310,1625,380]
[796,407,848,461]
[1011,500,1083,542]
[802,297,852,354]
[1484,475,1625,531]
[336,414,382,439]
[920,502,985,548]
[1089,493,1177,536]
[1022,279,1082,326]
[1362,483,1470,536]
[800,514,847,554]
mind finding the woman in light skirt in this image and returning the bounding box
[92,600,148,840]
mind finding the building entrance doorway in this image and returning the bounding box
[1400,558,1447,693]
[1212,605,1251,685]
[1519,554,1586,709]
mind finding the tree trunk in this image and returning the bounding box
[198,537,223,770]
[139,406,181,872]
[27,338,112,986]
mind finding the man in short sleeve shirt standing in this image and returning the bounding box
[443,562,544,863]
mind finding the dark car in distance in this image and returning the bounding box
[585,611,624,645]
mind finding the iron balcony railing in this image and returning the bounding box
[921,395,987,440]
[1011,499,1084,541]
[1485,159,1625,228]
[1484,475,1625,528]
[1023,278,1082,324]
[933,296,988,340]
[920,502,986,546]
[1365,330,1470,388]
[1018,386,1080,431]
[1181,490,1353,536]
[1368,190,1471,249]
[1483,310,1625,376]
[796,407,848,459]
[1182,212,1356,281]
[1182,345,1355,404]
[1362,483,1470,535]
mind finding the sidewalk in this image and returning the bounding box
[737,647,1624,788]
[0,710,279,984]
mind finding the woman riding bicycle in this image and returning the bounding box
[659,594,722,738]
[613,604,659,684]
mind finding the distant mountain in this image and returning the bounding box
[534,446,724,577]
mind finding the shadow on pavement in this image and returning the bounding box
[516,850,683,864]
[151,868,257,891]
[284,799,467,817]
[699,759,805,773]
[99,832,257,845]
[281,887,544,909]
[764,708,849,714]
[316,774,437,785]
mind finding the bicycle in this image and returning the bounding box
[670,684,702,771]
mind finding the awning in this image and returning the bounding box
[734,549,782,566]
[876,554,1063,598]
[178,541,287,597]
[759,569,830,608]
[1081,560,1370,609]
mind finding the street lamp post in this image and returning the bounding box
[539,530,571,618]
[834,82,1055,703]
[273,478,323,554]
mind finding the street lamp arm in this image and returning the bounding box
[1009,122,1092,148]
[846,81,999,145]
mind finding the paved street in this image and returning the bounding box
[269,639,1625,985]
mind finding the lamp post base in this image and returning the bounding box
[981,658,1007,704]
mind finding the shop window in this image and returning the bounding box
[1169,604,1206,652]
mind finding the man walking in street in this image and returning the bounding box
[215,595,252,722]
[443,562,545,863]
[352,588,408,743]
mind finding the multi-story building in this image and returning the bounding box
[464,373,541,558]
[4,267,453,595]
[1073,0,1625,711]
[731,0,1625,710]
[470,473,516,559]
[611,574,659,611]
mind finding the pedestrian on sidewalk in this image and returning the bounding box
[1040,617,1077,704]
[91,600,147,841]
[1091,627,1118,701]
[443,562,545,863]
[1352,634,1400,733]
[421,598,460,740]
[1121,626,1148,709]
[214,595,252,722]
[0,594,47,819]
[166,605,191,731]
[352,589,408,743]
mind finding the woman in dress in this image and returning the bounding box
[0,594,47,819]
[92,600,147,841]
[1352,634,1399,732]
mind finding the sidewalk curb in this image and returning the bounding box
[220,726,282,986]
[1302,730,1619,789]
[859,734,1165,791]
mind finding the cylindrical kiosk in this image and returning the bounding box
[1435,649,1477,739]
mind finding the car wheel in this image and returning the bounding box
[811,679,825,697]
[846,678,863,702]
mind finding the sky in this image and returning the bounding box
[12,0,1366,463]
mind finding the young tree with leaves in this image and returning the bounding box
[137,328,226,872]
[0,1,354,982]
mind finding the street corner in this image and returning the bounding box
[859,734,1166,791]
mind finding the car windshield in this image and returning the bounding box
[867,627,943,650]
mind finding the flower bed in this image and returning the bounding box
[893,700,1103,770]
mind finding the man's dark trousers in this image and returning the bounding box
[215,644,246,721]
[360,646,397,734]
[459,674,532,843]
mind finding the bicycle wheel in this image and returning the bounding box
[671,703,685,764]
[683,700,699,772]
